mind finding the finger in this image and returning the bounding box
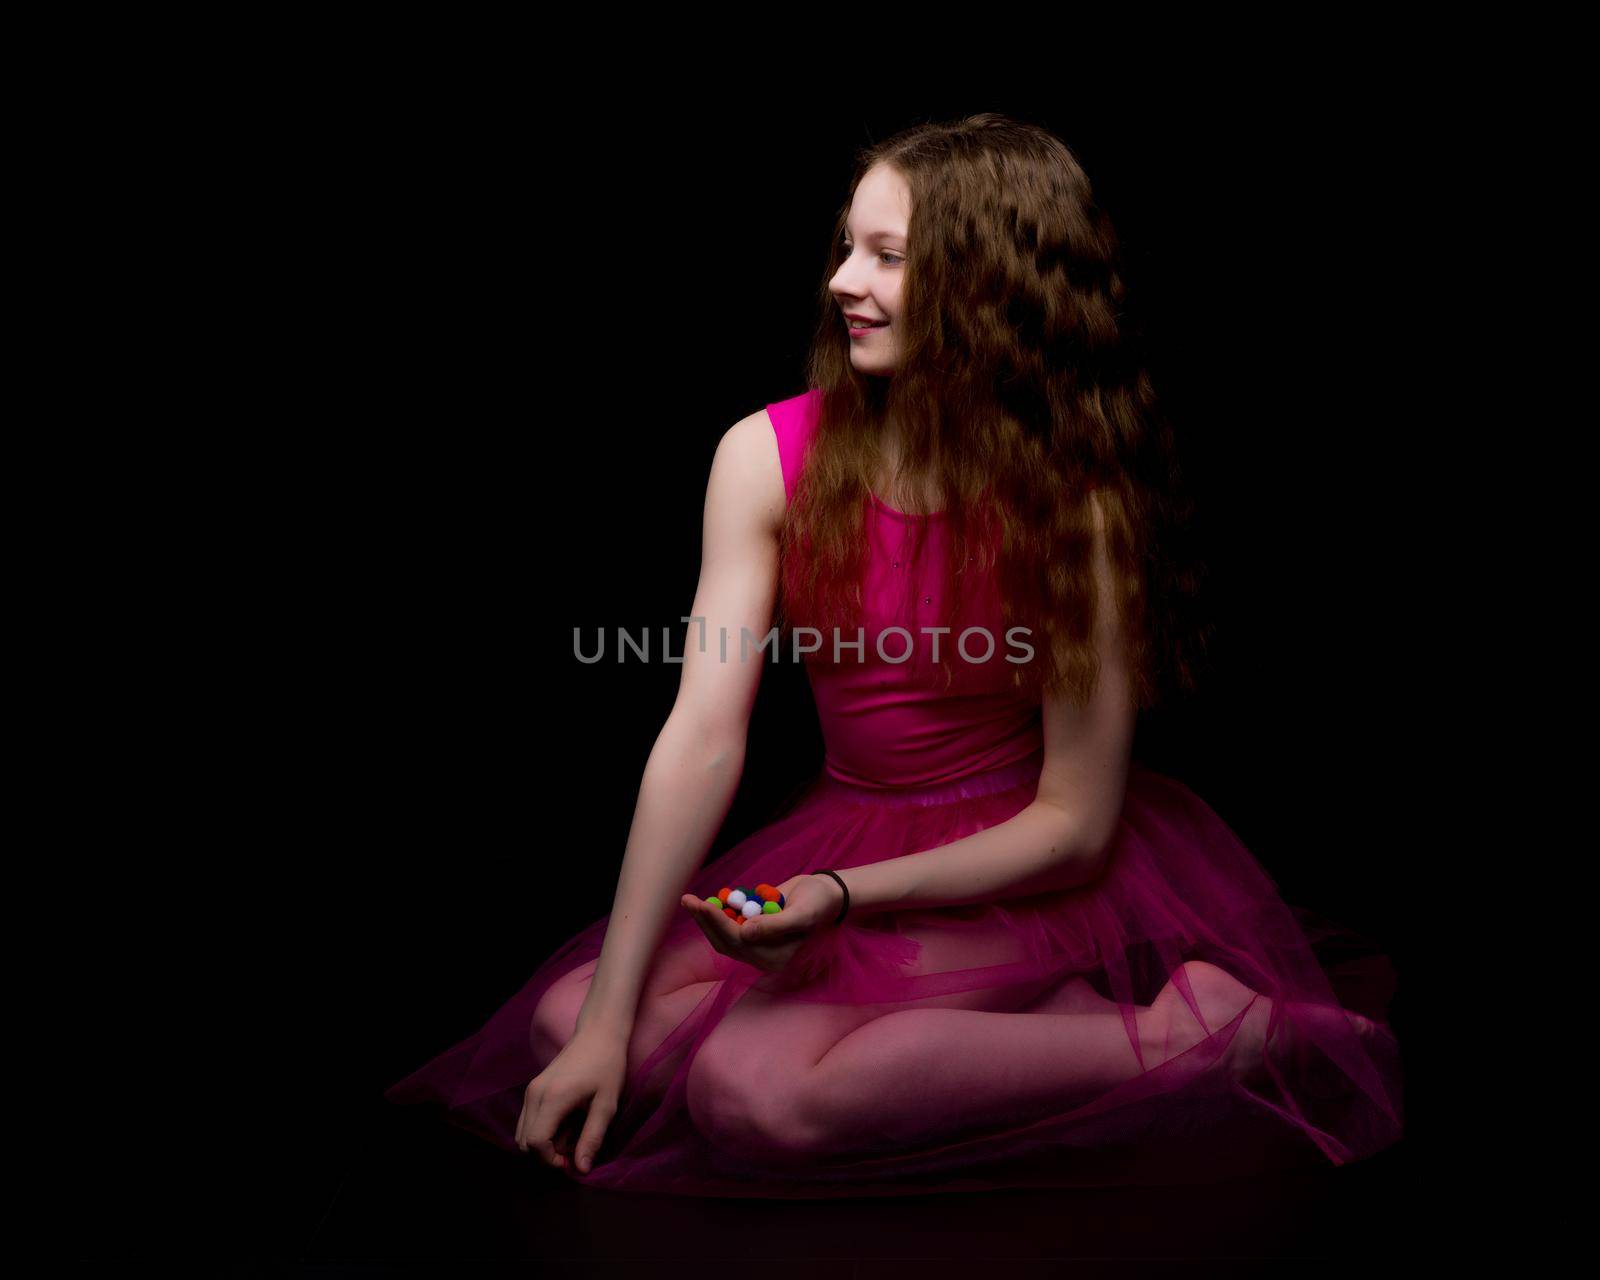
[572,1094,618,1174]
[689,908,725,956]
[515,1085,540,1153]
[529,1095,571,1169]
[552,1109,583,1163]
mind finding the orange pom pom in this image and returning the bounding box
[718,887,734,903]
[755,883,777,900]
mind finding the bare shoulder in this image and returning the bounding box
[707,407,786,536]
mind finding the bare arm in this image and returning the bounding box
[831,493,1138,915]
[574,409,786,1038]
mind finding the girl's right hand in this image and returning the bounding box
[515,1025,630,1173]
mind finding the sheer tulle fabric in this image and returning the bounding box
[384,749,1403,1196]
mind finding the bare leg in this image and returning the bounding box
[1015,974,1121,1016]
[803,961,1264,1150]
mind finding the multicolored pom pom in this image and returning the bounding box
[702,884,785,925]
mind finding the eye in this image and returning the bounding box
[840,241,904,266]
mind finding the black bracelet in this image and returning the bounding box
[813,869,850,927]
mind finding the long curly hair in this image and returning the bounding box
[775,112,1213,712]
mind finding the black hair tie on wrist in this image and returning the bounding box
[813,869,850,927]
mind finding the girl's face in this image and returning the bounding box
[828,163,910,377]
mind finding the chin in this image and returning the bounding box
[851,353,897,376]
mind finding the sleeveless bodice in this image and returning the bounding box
[766,388,1043,789]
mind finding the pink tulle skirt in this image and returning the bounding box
[384,750,1404,1196]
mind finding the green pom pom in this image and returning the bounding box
[762,900,780,914]
[705,896,723,909]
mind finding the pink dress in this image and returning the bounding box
[384,387,1404,1196]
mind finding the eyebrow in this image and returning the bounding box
[843,223,907,242]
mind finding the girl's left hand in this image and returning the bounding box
[679,874,843,975]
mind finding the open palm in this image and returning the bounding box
[679,873,841,975]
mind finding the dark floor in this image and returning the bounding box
[276,1096,1415,1274]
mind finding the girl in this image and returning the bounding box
[385,114,1403,1196]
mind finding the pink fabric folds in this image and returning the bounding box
[384,748,1403,1196]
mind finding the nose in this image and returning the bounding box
[829,254,870,302]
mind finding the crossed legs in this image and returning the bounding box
[684,960,1273,1163]
[535,939,1378,1169]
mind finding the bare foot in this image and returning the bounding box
[1149,961,1389,1102]
[1151,961,1263,1074]
[1225,988,1385,1090]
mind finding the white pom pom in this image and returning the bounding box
[726,889,748,909]
[742,899,762,919]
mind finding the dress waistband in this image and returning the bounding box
[815,747,1045,809]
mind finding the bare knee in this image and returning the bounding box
[530,962,596,1064]
[685,1035,824,1166]
[684,1036,752,1152]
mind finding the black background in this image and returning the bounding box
[72,62,1469,1267]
